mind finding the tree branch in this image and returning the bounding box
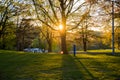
[48,0,59,23]
[71,2,86,14]
[32,0,57,31]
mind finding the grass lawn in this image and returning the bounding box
[76,49,120,54]
[0,50,120,80]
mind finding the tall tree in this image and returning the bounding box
[32,0,90,54]
[15,0,35,50]
[17,18,40,51]
[0,0,19,49]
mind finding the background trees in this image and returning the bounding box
[99,0,120,50]
[0,0,120,52]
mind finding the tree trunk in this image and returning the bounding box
[118,37,120,50]
[61,33,68,54]
[0,35,6,49]
[83,18,88,52]
[83,37,87,52]
[82,26,87,52]
[16,30,19,51]
[48,41,52,52]
[46,28,52,52]
[61,11,68,54]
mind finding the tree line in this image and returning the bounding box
[0,0,120,53]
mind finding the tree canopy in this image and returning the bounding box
[0,0,120,52]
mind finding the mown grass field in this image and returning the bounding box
[0,50,120,80]
[76,49,120,54]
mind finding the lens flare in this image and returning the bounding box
[59,25,63,30]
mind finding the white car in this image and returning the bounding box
[24,48,43,53]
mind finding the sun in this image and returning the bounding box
[59,24,63,30]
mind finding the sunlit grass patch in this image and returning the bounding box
[88,49,120,53]
[74,53,120,80]
[77,49,120,53]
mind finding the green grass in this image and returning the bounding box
[0,50,120,80]
[88,49,120,52]
[77,49,120,53]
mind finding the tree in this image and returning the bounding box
[32,0,91,54]
[16,18,40,51]
[39,25,53,52]
[99,0,120,49]
[0,21,16,49]
[0,0,33,50]
[84,0,120,50]
[14,0,36,50]
[0,0,24,49]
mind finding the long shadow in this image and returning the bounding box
[0,51,50,80]
[61,54,84,80]
[74,56,96,79]
[1,50,119,80]
[76,53,120,80]
[61,54,98,80]
[90,54,120,79]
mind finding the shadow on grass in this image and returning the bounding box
[0,50,50,80]
[61,54,96,80]
[0,51,95,80]
[1,50,119,80]
[61,54,84,80]
[74,56,96,79]
[75,53,120,80]
[105,53,120,57]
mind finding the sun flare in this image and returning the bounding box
[59,24,63,30]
